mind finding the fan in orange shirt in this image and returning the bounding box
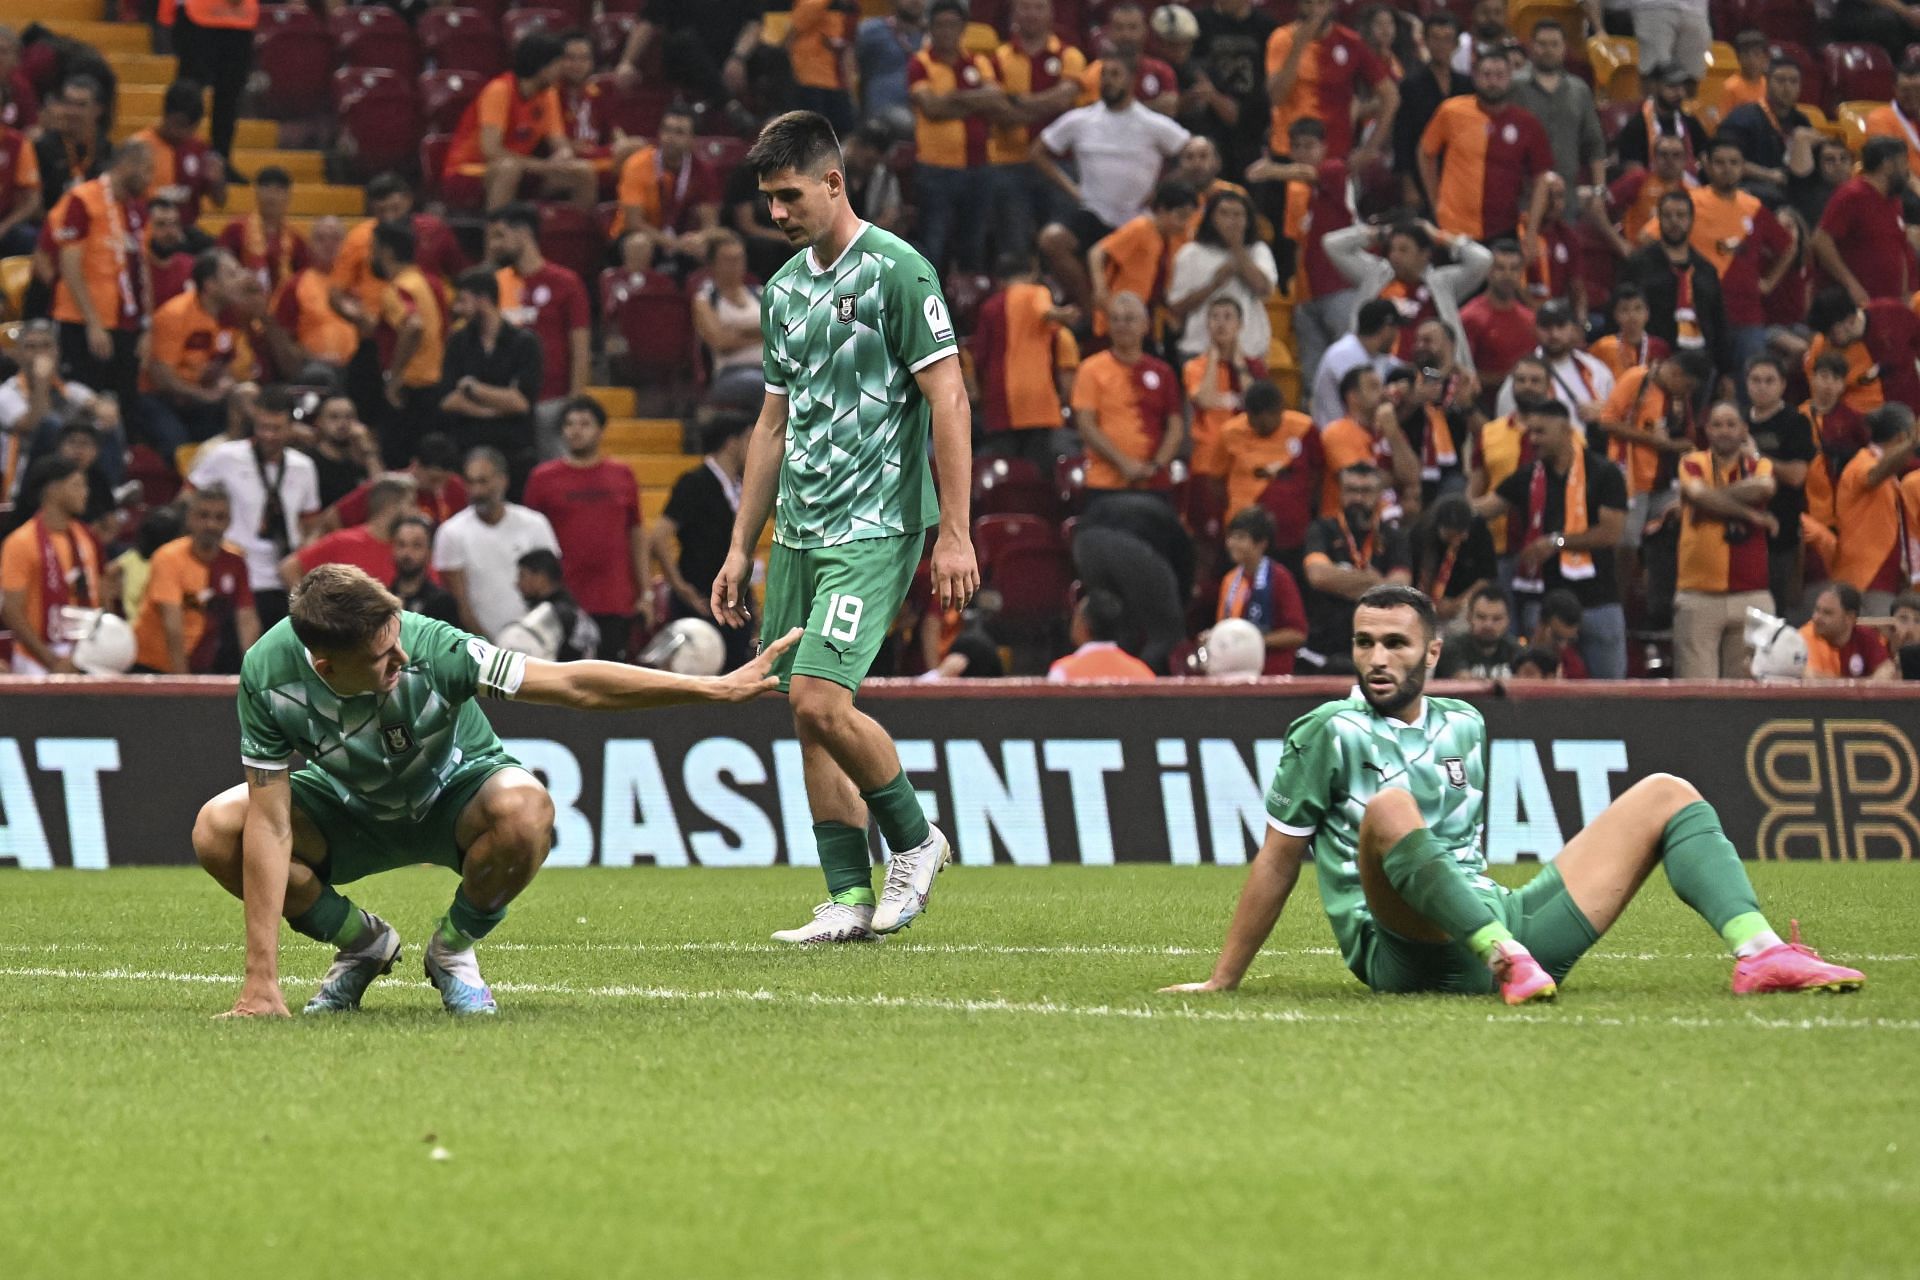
[1319,363,1418,515]
[1831,405,1920,606]
[1219,379,1323,557]
[1088,179,1198,337]
[0,119,41,256]
[1863,60,1920,180]
[270,216,360,372]
[1418,50,1553,243]
[441,32,594,211]
[787,0,860,133]
[1070,293,1185,492]
[1586,285,1670,382]
[1717,34,1770,117]
[1182,296,1268,478]
[1265,0,1396,161]
[1047,589,1157,682]
[971,255,1081,460]
[141,248,256,449]
[367,222,447,431]
[132,485,260,673]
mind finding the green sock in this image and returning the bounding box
[1380,828,1510,958]
[816,822,875,905]
[437,885,506,951]
[287,887,363,946]
[1662,801,1772,955]
[861,770,931,854]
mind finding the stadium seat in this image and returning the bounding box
[1510,1,1586,44]
[331,66,404,109]
[1586,36,1638,104]
[537,202,604,286]
[331,7,420,79]
[419,133,453,199]
[419,69,487,134]
[972,514,1071,630]
[604,270,694,387]
[1738,0,1818,51]
[336,76,424,181]
[591,76,670,137]
[942,272,993,339]
[418,7,505,75]
[591,13,636,68]
[0,257,29,319]
[973,457,1062,521]
[1824,44,1895,113]
[693,135,750,180]
[502,6,573,48]
[1054,454,1088,517]
[1837,100,1880,151]
[1767,41,1824,109]
[252,7,334,119]
[601,0,650,13]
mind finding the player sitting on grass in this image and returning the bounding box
[194,564,799,1019]
[711,110,980,943]
[1164,584,1865,1004]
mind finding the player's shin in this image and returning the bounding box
[437,884,508,951]
[287,885,369,948]
[862,771,931,855]
[816,821,875,906]
[1661,801,1781,957]
[1380,829,1513,959]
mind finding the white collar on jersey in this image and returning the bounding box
[807,219,871,276]
[1348,685,1432,732]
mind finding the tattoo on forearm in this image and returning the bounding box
[246,767,285,789]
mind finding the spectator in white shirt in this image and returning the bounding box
[1494,298,1616,422]
[185,385,319,628]
[1032,57,1190,321]
[1,320,102,499]
[1310,298,1404,426]
[431,445,560,639]
[1166,188,1277,364]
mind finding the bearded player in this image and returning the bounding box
[194,564,800,1018]
[1165,585,1865,1003]
[711,111,979,944]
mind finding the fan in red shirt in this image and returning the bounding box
[131,80,226,230]
[485,202,591,408]
[1078,2,1180,117]
[323,433,467,533]
[1069,293,1186,493]
[281,475,419,589]
[1458,242,1538,389]
[521,396,650,659]
[1265,0,1396,160]
[1812,137,1912,305]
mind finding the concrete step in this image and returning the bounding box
[616,454,703,487]
[42,20,149,54]
[602,418,683,452]
[221,183,366,217]
[4,0,107,22]
[113,117,278,149]
[585,386,636,417]
[232,148,326,182]
[113,53,179,87]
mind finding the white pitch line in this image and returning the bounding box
[0,940,1912,962]
[1,965,1916,1033]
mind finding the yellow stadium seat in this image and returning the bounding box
[1797,103,1844,140]
[1587,36,1640,105]
[1837,100,1884,151]
[962,22,997,54]
[761,12,789,43]
[175,442,202,476]
[0,320,22,356]
[0,255,30,319]
[1509,2,1585,45]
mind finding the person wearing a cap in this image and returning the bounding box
[1717,57,1817,203]
[1494,298,1615,422]
[1616,63,1707,175]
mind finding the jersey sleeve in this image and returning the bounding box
[415,615,528,701]
[760,287,787,394]
[1265,713,1338,836]
[884,254,958,374]
[236,657,294,771]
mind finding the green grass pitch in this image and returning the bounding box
[1,863,1915,1279]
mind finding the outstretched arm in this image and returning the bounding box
[513,628,802,709]
[1162,828,1310,992]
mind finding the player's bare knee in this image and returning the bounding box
[1360,788,1423,841]
[789,683,851,743]
[191,793,243,877]
[484,784,554,854]
[1639,772,1702,815]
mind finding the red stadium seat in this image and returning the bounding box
[502,6,572,48]
[604,270,694,393]
[252,7,332,119]
[1737,0,1818,51]
[1054,454,1088,517]
[419,69,487,134]
[1824,43,1895,112]
[973,514,1071,629]
[692,135,750,180]
[331,7,420,79]
[942,272,992,338]
[590,76,670,137]
[602,0,650,13]
[1766,41,1824,109]
[336,78,424,181]
[537,202,604,286]
[420,133,453,199]
[419,7,505,75]
[972,457,1062,521]
[591,13,636,68]
[331,65,403,109]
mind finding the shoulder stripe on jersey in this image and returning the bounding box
[241,756,289,771]
[1269,816,1315,837]
[908,344,958,374]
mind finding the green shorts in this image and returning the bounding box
[759,532,925,692]
[289,752,521,886]
[1353,864,1602,995]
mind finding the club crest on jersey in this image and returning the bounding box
[836,293,856,324]
[1442,757,1467,788]
[381,724,416,756]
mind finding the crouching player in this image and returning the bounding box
[1165,585,1865,1003]
[195,564,800,1018]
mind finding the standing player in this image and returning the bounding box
[194,564,799,1018]
[711,111,978,944]
[1164,584,1865,1002]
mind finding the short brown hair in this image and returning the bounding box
[289,564,401,653]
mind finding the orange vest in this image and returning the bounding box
[178,0,259,30]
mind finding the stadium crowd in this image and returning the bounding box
[5,0,1920,683]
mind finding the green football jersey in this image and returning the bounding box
[759,221,954,549]
[1264,690,1493,970]
[236,613,526,823]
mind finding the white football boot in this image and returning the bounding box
[870,825,952,935]
[771,901,880,944]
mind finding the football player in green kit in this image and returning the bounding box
[711,111,979,943]
[194,564,800,1018]
[1166,585,1865,1003]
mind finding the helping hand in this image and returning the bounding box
[717,627,802,701]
